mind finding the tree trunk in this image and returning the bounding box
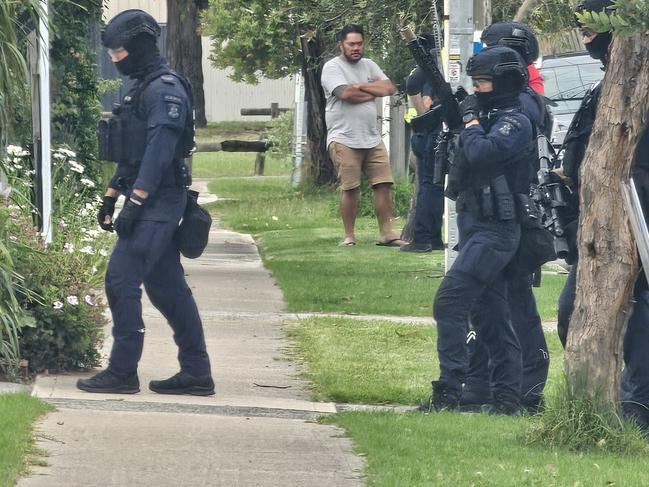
[566,35,649,404]
[300,31,336,186]
[514,0,535,21]
[166,0,208,127]
[401,150,418,241]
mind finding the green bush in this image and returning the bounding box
[3,146,110,372]
[267,110,294,159]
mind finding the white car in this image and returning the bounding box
[540,52,605,148]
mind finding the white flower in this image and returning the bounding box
[59,219,67,229]
[52,301,64,310]
[271,216,279,221]
[86,229,100,238]
[84,295,97,306]
[99,249,108,257]
[91,266,98,275]
[66,295,79,306]
[8,236,17,242]
[80,245,93,254]
[7,145,29,157]
[63,242,74,253]
[56,148,76,158]
[53,152,66,160]
[80,178,95,188]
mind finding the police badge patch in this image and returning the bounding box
[167,102,180,119]
[499,122,513,136]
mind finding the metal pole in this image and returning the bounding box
[291,71,306,187]
[38,0,52,244]
[443,0,474,270]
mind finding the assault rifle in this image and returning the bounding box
[530,134,570,258]
[399,25,464,186]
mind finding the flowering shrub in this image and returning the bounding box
[2,146,112,372]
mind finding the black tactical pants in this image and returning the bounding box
[105,200,211,378]
[433,211,522,398]
[465,272,549,408]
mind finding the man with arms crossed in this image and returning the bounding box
[321,24,405,247]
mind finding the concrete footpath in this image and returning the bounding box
[17,180,364,487]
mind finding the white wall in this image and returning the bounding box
[104,1,295,122]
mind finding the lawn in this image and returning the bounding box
[327,411,649,486]
[287,316,565,405]
[207,177,567,320]
[0,393,52,486]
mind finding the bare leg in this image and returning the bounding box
[373,183,398,240]
[341,187,359,243]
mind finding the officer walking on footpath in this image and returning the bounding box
[461,22,550,413]
[428,46,533,415]
[556,0,649,430]
[400,61,445,253]
[77,9,214,395]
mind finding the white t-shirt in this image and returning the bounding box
[321,56,388,149]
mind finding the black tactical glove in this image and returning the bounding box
[459,94,480,119]
[97,195,117,232]
[114,200,143,238]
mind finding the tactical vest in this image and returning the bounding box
[98,66,195,174]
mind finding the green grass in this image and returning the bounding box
[192,152,292,178]
[207,177,566,319]
[287,317,565,405]
[326,411,649,486]
[0,393,52,486]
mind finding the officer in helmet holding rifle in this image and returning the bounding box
[77,10,214,396]
[427,46,533,415]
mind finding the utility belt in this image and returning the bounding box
[113,159,188,192]
[456,175,516,221]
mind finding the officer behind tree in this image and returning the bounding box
[556,0,649,431]
[77,9,214,395]
[461,22,550,413]
[400,49,445,253]
[428,46,532,415]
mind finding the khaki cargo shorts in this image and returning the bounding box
[328,141,394,191]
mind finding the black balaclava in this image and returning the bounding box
[585,31,612,63]
[115,33,161,79]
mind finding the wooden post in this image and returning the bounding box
[254,133,265,175]
[270,102,280,119]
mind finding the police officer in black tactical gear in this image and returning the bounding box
[429,46,533,415]
[557,0,649,431]
[461,22,550,413]
[77,9,214,396]
[400,61,445,253]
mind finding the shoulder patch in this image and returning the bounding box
[499,122,513,136]
[164,94,183,104]
[160,74,176,84]
[501,115,522,130]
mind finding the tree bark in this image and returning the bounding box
[166,0,208,127]
[300,31,336,186]
[566,35,649,403]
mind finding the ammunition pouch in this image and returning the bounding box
[98,116,123,162]
[456,175,515,221]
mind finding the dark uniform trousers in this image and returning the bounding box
[105,191,211,378]
[559,258,649,407]
[434,211,522,397]
[411,131,445,245]
[466,273,549,405]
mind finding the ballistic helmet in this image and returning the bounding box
[101,9,161,49]
[467,46,528,93]
[481,22,539,65]
[574,0,614,62]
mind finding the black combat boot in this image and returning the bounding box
[458,388,491,413]
[419,381,460,412]
[77,370,140,394]
[149,371,215,396]
[481,392,522,416]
